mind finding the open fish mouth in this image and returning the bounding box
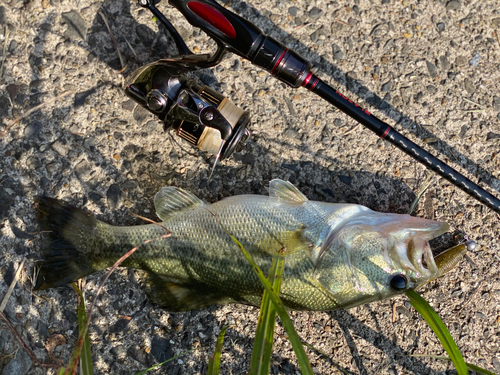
[407,237,439,276]
[405,222,449,277]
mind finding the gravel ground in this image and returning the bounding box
[1,0,500,374]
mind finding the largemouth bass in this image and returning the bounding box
[35,179,464,311]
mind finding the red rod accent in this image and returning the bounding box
[301,71,313,87]
[187,1,237,39]
[381,126,390,138]
[310,78,319,90]
[270,48,288,74]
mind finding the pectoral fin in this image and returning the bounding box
[154,187,205,221]
[253,225,314,257]
[269,179,308,204]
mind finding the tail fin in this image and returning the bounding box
[34,197,104,290]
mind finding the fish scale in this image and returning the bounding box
[35,179,460,312]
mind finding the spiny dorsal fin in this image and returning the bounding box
[269,179,308,204]
[154,187,205,221]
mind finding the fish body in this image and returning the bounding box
[36,180,454,311]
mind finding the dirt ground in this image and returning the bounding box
[0,0,499,374]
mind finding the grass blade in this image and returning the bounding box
[228,234,313,375]
[207,325,230,375]
[411,355,495,375]
[249,251,285,374]
[72,283,93,375]
[135,349,194,375]
[405,290,468,375]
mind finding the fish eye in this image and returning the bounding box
[389,274,408,291]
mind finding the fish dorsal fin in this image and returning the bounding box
[154,187,205,221]
[269,179,309,204]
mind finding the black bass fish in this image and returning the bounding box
[35,179,465,311]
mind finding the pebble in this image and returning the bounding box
[425,60,437,78]
[445,0,460,10]
[288,6,299,17]
[61,10,87,41]
[74,159,93,181]
[133,105,151,126]
[332,44,344,60]
[381,81,392,92]
[107,184,122,210]
[486,132,500,141]
[469,52,480,66]
[492,18,500,27]
[439,55,451,71]
[493,96,500,112]
[463,78,475,94]
[74,88,96,108]
[436,22,445,31]
[24,121,42,139]
[308,7,323,20]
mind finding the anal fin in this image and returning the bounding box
[143,272,228,312]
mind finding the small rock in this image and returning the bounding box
[74,88,95,108]
[439,55,451,70]
[436,22,445,31]
[122,99,136,112]
[492,96,500,111]
[332,44,344,60]
[486,132,500,141]
[463,78,475,94]
[381,81,392,92]
[61,10,87,41]
[75,159,93,181]
[469,52,481,66]
[6,84,20,99]
[288,6,299,17]
[446,0,460,10]
[1,348,32,375]
[133,105,151,126]
[492,17,500,27]
[24,121,42,139]
[308,7,323,20]
[209,180,217,190]
[425,60,437,78]
[459,125,467,138]
[107,184,122,210]
[426,85,437,94]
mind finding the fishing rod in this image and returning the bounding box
[131,0,500,214]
